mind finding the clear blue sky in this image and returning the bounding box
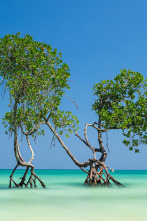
[0,0,147,169]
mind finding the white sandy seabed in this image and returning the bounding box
[0,169,147,221]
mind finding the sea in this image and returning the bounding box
[0,169,147,221]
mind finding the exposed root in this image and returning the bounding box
[9,164,19,188]
[9,165,46,188]
[26,169,46,188]
[84,161,125,187]
[32,171,46,188]
[17,167,29,188]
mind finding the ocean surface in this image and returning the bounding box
[0,169,147,221]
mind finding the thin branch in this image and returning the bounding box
[28,121,45,135]
[75,132,88,146]
[46,112,52,122]
[106,165,114,172]
[64,94,78,110]
[93,122,109,132]
[20,121,45,136]
[20,125,27,135]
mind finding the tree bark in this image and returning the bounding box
[46,119,124,187]
[46,120,90,169]
[9,98,46,188]
[83,120,124,187]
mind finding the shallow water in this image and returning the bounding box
[0,170,147,221]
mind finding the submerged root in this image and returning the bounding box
[84,161,125,187]
[9,164,19,188]
[26,169,46,188]
[9,165,46,188]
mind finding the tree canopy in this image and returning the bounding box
[92,69,147,153]
[0,33,78,139]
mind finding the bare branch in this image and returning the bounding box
[26,135,34,164]
[46,120,90,168]
[75,132,88,146]
[64,94,78,110]
[84,124,96,159]
[20,125,27,135]
[93,122,109,132]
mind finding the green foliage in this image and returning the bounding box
[0,33,79,139]
[92,69,147,152]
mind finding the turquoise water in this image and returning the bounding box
[0,169,147,221]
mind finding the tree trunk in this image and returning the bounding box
[84,131,124,187]
[9,98,46,188]
[46,120,124,187]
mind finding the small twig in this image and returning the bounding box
[64,94,78,110]
[106,131,110,153]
